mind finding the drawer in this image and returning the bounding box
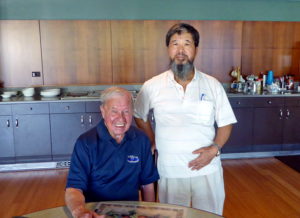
[229,97,254,108]
[253,97,285,107]
[12,103,49,114]
[50,102,85,113]
[86,101,101,113]
[284,97,300,107]
[0,104,12,115]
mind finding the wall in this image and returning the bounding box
[1,0,300,21]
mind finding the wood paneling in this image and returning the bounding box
[111,20,172,83]
[194,21,243,82]
[242,21,300,80]
[0,20,43,87]
[111,20,243,83]
[0,20,299,87]
[40,20,112,86]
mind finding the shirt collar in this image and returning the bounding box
[97,119,136,145]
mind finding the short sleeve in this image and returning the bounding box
[139,137,159,185]
[214,83,237,127]
[66,138,91,192]
[134,83,151,122]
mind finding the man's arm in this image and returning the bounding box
[141,183,156,202]
[134,117,156,152]
[65,187,102,218]
[188,124,233,170]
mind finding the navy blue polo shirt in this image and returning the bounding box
[66,120,159,202]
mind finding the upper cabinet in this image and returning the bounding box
[0,20,299,87]
[111,20,171,83]
[0,20,43,87]
[40,20,112,86]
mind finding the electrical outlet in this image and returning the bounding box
[32,72,41,77]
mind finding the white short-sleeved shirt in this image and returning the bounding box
[134,69,237,178]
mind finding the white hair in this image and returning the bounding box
[100,87,133,107]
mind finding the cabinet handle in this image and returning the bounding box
[7,120,10,127]
[237,101,241,105]
[286,109,290,119]
[268,100,272,104]
[65,106,70,110]
[15,119,19,127]
[279,109,283,119]
[80,115,84,125]
[89,115,92,125]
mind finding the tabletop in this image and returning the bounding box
[22,201,223,218]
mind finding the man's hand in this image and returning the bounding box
[188,145,218,170]
[72,206,104,218]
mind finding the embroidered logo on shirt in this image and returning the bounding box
[127,155,139,163]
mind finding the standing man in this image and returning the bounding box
[66,87,159,218]
[134,23,237,215]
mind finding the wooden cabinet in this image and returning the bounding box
[282,98,300,151]
[12,103,52,162]
[0,20,43,87]
[0,105,14,163]
[50,101,102,160]
[224,97,254,153]
[252,97,300,152]
[111,20,171,83]
[40,20,112,86]
[226,96,300,154]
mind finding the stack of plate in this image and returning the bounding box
[1,91,17,98]
[40,88,61,97]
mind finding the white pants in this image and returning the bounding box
[158,169,225,216]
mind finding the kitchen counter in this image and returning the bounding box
[1,91,300,103]
[227,91,300,98]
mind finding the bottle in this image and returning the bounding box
[266,70,274,85]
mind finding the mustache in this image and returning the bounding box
[175,53,188,58]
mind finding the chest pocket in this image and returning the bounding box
[183,100,215,126]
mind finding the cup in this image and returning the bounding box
[266,70,274,85]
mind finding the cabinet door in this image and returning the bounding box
[85,113,102,131]
[253,107,283,151]
[223,108,253,153]
[40,20,112,86]
[50,113,86,160]
[0,20,43,87]
[282,107,300,150]
[0,116,15,162]
[13,114,51,161]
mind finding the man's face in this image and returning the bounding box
[168,32,197,65]
[100,94,132,143]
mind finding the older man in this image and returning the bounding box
[134,23,237,215]
[65,87,159,218]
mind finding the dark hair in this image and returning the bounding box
[166,23,200,47]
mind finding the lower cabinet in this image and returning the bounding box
[1,96,299,165]
[282,98,300,151]
[12,103,52,162]
[223,97,254,153]
[0,115,15,163]
[50,101,102,161]
[253,107,283,152]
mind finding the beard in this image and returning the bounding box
[170,59,194,81]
